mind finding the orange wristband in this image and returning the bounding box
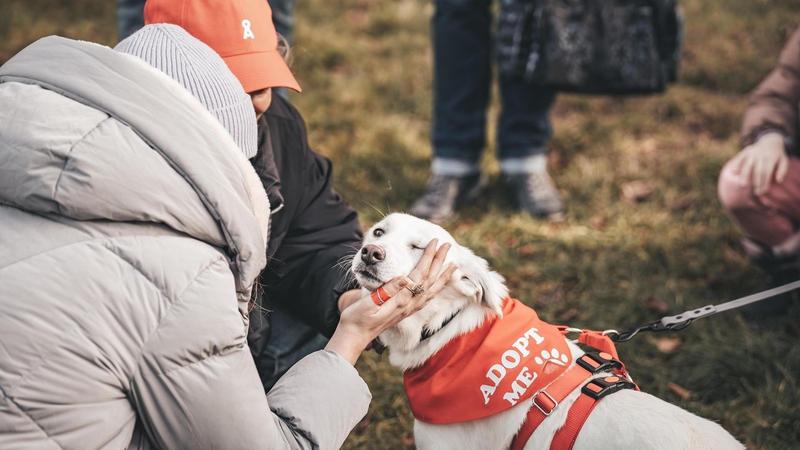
[370,286,392,306]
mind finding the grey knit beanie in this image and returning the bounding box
[115,24,257,159]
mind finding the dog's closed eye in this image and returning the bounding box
[410,243,425,251]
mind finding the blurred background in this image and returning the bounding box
[2,0,799,448]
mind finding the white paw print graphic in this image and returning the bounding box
[534,348,569,367]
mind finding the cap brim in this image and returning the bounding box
[224,50,302,93]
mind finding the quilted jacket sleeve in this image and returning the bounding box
[129,256,370,449]
[741,26,800,148]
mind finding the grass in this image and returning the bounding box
[3,0,800,448]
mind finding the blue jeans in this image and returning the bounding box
[261,308,328,389]
[432,0,556,166]
[116,0,144,41]
[267,0,296,99]
[268,0,295,44]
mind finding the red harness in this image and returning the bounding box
[509,328,637,450]
[402,299,637,450]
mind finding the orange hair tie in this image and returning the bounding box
[370,286,392,306]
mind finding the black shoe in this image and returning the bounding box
[409,173,485,222]
[505,171,565,220]
[743,247,800,321]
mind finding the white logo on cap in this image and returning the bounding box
[242,19,255,40]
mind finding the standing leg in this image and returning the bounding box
[117,0,145,41]
[410,0,492,222]
[267,0,296,99]
[267,0,295,44]
[497,70,563,219]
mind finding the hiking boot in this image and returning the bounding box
[409,173,485,222]
[505,170,565,220]
[742,239,800,322]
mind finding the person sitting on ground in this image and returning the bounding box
[718,26,800,314]
[142,0,366,389]
[0,24,455,449]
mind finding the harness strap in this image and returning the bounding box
[509,364,593,450]
[549,393,598,449]
[510,339,637,450]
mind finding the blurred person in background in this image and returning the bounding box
[718,26,800,316]
[410,0,564,223]
[0,23,455,449]
[143,0,364,390]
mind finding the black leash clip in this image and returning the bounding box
[609,304,717,342]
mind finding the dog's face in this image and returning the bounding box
[352,213,508,353]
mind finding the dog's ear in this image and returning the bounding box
[450,246,508,316]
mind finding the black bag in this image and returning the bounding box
[497,0,682,95]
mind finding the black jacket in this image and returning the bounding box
[248,95,362,356]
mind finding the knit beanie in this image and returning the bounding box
[115,24,257,159]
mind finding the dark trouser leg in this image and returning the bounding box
[257,308,328,391]
[496,71,556,173]
[116,0,145,41]
[268,0,296,43]
[496,71,563,218]
[431,0,493,175]
[268,0,296,99]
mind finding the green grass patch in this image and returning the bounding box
[3,0,799,448]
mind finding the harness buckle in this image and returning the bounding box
[581,376,636,400]
[532,390,558,416]
[576,351,622,374]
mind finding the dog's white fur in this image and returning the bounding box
[353,213,743,450]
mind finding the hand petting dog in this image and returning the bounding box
[327,239,457,364]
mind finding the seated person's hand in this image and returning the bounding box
[326,240,457,364]
[730,131,788,195]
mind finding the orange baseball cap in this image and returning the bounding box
[144,0,301,93]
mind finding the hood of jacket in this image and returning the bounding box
[0,36,269,294]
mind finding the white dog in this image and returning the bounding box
[352,213,742,450]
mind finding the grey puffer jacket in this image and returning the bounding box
[0,37,369,450]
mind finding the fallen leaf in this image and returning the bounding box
[558,308,580,323]
[621,180,655,203]
[589,215,607,229]
[645,296,670,314]
[669,194,695,211]
[667,382,692,400]
[655,337,682,353]
[518,243,536,257]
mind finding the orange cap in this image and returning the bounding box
[144,0,301,93]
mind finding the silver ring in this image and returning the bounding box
[405,284,425,297]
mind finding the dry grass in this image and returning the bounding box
[3,0,800,448]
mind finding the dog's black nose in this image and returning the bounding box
[361,244,385,265]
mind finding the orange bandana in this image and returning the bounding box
[403,299,572,424]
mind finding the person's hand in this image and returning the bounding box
[337,289,361,312]
[326,239,457,364]
[730,131,788,195]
